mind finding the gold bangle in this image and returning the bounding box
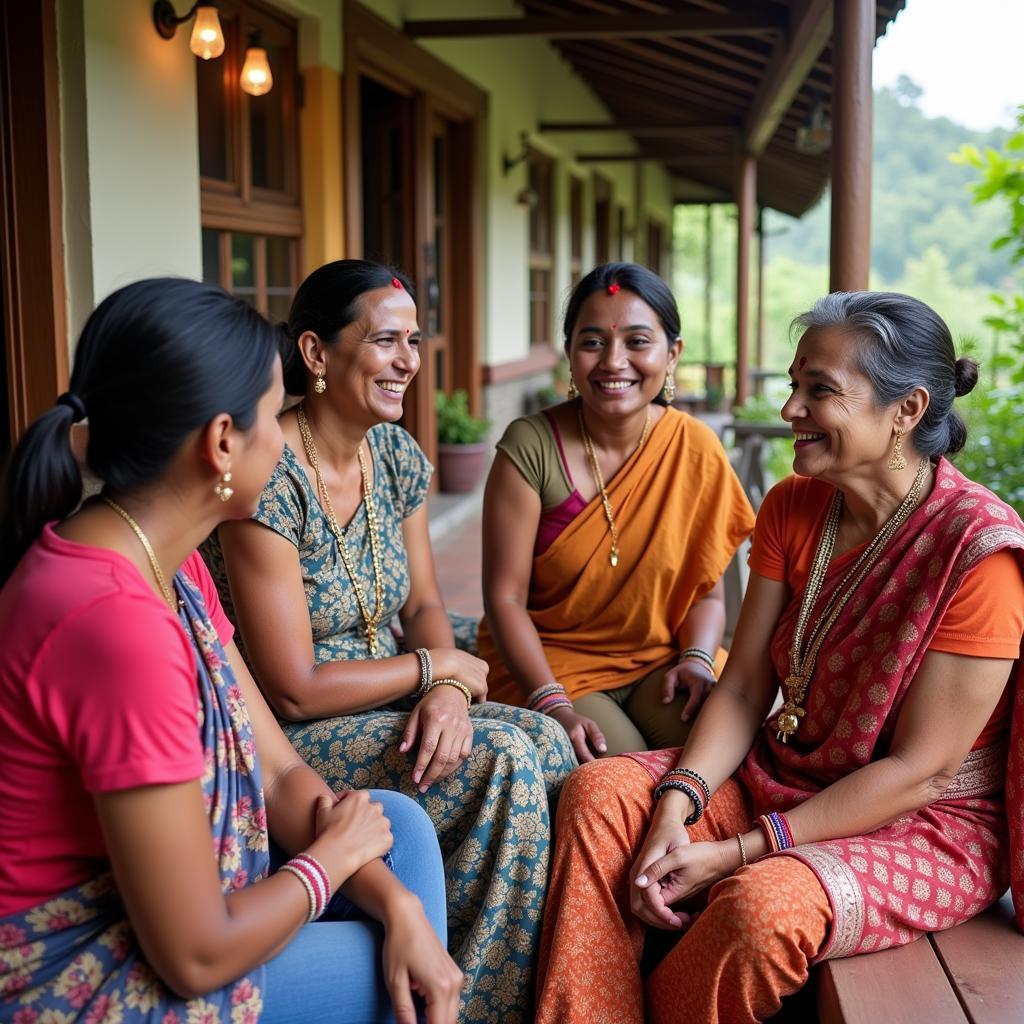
[423,677,472,710]
[735,832,748,869]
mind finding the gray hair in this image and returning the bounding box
[791,291,978,458]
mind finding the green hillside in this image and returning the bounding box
[673,79,1017,381]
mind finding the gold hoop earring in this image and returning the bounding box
[662,372,676,403]
[314,370,327,395]
[214,471,234,502]
[567,374,579,400]
[887,428,907,472]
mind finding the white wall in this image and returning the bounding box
[80,0,203,303]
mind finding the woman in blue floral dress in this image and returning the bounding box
[210,260,578,1024]
[0,279,460,1023]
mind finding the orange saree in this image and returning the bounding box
[480,410,755,704]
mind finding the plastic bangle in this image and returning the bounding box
[653,779,704,825]
[661,767,711,807]
[280,853,332,922]
[526,683,568,710]
[679,647,716,673]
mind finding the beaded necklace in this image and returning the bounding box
[776,457,930,742]
[577,403,651,568]
[296,406,384,657]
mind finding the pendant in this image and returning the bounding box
[367,631,378,657]
[610,551,618,568]
[775,702,805,743]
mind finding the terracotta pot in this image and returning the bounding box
[437,441,488,493]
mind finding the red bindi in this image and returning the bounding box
[607,283,621,295]
[611,323,617,331]
[798,356,807,369]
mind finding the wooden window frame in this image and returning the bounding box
[569,174,584,286]
[198,0,302,244]
[527,147,555,347]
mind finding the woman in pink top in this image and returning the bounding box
[0,279,460,1023]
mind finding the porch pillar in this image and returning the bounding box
[829,0,874,292]
[735,154,756,406]
[756,207,766,388]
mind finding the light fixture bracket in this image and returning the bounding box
[153,1,201,41]
[502,131,531,177]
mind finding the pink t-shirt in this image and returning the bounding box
[0,524,233,916]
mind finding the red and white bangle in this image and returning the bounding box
[280,853,332,922]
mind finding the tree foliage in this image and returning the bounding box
[950,106,1024,511]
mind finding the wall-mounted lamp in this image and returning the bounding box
[240,38,274,97]
[503,131,531,176]
[795,99,831,155]
[153,2,225,60]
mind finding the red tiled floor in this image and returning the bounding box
[432,509,484,619]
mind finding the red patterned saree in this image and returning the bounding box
[637,459,1024,960]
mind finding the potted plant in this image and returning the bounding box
[436,389,491,493]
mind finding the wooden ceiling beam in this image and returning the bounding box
[404,8,786,41]
[743,0,833,156]
[575,153,730,166]
[539,121,737,138]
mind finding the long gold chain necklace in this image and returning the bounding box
[776,457,930,742]
[102,497,179,612]
[296,406,384,657]
[577,404,652,568]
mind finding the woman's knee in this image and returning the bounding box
[555,758,650,837]
[703,857,831,958]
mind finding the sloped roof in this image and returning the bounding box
[519,0,906,216]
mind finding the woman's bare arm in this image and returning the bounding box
[218,519,421,719]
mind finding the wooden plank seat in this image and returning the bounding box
[816,892,1024,1024]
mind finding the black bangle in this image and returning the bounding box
[653,779,704,825]
[661,767,712,807]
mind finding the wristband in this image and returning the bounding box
[280,853,332,922]
[652,779,704,825]
[422,676,472,709]
[526,683,568,711]
[679,647,717,674]
[660,767,711,808]
[414,648,433,698]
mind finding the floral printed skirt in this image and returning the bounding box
[284,702,577,1024]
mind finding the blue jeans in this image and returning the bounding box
[261,790,447,1024]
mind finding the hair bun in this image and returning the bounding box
[954,356,978,398]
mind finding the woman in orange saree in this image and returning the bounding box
[536,291,1024,1024]
[479,263,754,761]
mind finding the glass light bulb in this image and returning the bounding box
[240,47,273,97]
[189,6,225,60]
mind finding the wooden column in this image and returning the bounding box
[756,207,766,385]
[734,155,756,406]
[704,204,713,364]
[829,0,874,292]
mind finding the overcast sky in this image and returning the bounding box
[873,0,1024,131]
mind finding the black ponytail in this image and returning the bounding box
[0,277,279,584]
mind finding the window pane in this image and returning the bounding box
[266,236,292,289]
[202,229,222,285]
[196,22,233,181]
[249,20,292,193]
[232,233,255,289]
[267,291,291,324]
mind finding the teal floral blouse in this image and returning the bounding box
[254,422,433,662]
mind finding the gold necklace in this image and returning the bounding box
[102,497,178,612]
[577,404,652,568]
[296,406,384,657]
[776,458,930,742]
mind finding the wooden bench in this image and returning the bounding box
[816,893,1024,1024]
